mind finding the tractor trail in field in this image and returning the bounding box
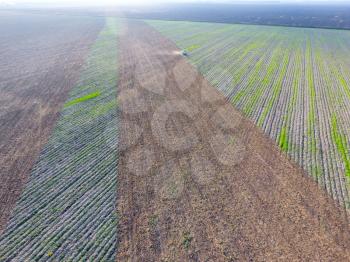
[117,20,350,261]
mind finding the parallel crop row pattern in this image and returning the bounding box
[148,20,350,210]
[0,18,119,261]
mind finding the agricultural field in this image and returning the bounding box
[147,20,350,210]
[0,15,119,260]
[0,12,350,260]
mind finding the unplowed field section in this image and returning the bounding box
[0,12,103,232]
[117,20,350,261]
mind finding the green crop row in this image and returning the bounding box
[331,115,350,178]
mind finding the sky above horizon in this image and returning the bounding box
[0,0,348,7]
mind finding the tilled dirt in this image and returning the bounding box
[117,20,350,261]
[0,12,103,233]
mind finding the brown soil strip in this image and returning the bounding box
[0,13,103,233]
[117,20,350,261]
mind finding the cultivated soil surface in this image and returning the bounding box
[0,12,103,232]
[117,20,350,261]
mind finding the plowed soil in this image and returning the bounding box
[117,20,350,261]
[0,12,103,233]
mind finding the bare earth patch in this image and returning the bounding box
[117,20,350,261]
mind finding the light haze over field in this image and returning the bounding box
[1,0,349,7]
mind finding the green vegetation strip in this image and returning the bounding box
[64,91,101,107]
[186,44,200,52]
[0,17,119,260]
[331,115,350,178]
[279,127,288,152]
